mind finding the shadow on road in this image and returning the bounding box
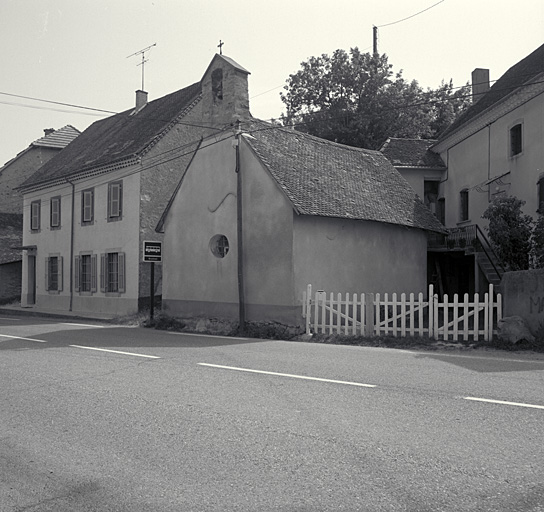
[415,352,544,373]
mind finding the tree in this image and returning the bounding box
[530,206,544,269]
[482,196,533,271]
[280,48,471,150]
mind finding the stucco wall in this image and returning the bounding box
[162,135,298,323]
[21,168,141,315]
[437,92,544,230]
[293,216,428,299]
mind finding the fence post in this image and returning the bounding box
[364,293,375,337]
[305,284,312,335]
[488,283,494,341]
[428,284,434,339]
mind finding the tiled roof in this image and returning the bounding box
[244,121,445,233]
[380,138,445,168]
[31,125,81,149]
[0,213,23,264]
[20,82,201,189]
[439,43,544,141]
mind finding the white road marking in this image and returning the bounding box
[198,363,376,388]
[69,345,160,359]
[464,396,544,410]
[0,334,47,343]
[62,322,105,328]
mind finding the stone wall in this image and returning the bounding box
[502,269,544,333]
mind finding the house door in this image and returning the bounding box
[27,255,36,305]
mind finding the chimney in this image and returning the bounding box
[472,68,490,104]
[44,128,55,136]
[135,89,148,111]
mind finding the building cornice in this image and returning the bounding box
[18,156,140,194]
[433,75,544,153]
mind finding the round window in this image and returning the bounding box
[210,234,229,258]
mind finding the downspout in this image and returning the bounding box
[487,124,492,202]
[234,120,245,332]
[66,179,75,311]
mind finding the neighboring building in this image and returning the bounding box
[429,43,544,295]
[381,44,544,296]
[16,54,250,315]
[157,117,445,325]
[380,138,446,223]
[0,126,80,303]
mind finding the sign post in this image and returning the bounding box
[143,241,162,320]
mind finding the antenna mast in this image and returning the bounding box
[127,43,157,91]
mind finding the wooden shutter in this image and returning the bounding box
[58,256,63,292]
[118,253,126,293]
[100,254,106,292]
[45,257,49,291]
[74,256,80,291]
[108,182,122,218]
[91,254,97,293]
[51,197,60,227]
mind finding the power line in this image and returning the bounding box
[377,0,445,28]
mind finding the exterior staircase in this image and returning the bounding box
[428,224,506,294]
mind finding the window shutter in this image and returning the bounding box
[118,182,123,217]
[74,256,80,291]
[45,257,49,291]
[58,256,63,292]
[118,252,126,293]
[100,254,106,292]
[91,254,97,293]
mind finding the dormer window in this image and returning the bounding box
[212,68,223,102]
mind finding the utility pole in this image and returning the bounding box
[373,26,378,55]
[234,120,245,332]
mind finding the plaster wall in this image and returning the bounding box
[293,216,428,299]
[21,167,141,315]
[438,92,544,230]
[162,135,298,323]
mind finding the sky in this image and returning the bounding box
[0,0,542,168]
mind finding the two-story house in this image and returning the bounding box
[382,44,544,296]
[16,54,250,315]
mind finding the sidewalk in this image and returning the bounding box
[0,303,117,323]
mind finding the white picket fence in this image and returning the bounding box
[302,284,502,341]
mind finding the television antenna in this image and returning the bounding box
[127,43,157,91]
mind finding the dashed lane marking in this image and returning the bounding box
[0,334,46,343]
[198,363,376,388]
[70,345,160,359]
[464,396,544,410]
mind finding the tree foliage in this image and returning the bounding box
[280,48,471,150]
[482,196,533,271]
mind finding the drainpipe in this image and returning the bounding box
[66,179,75,311]
[234,120,245,332]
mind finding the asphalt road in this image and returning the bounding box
[1,314,544,511]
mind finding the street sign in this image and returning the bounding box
[143,240,162,262]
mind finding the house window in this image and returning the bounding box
[100,252,126,293]
[50,196,61,229]
[75,254,97,293]
[210,234,229,258]
[460,189,469,222]
[510,123,522,156]
[45,255,63,292]
[81,188,94,225]
[107,181,123,221]
[424,181,439,216]
[30,200,41,231]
